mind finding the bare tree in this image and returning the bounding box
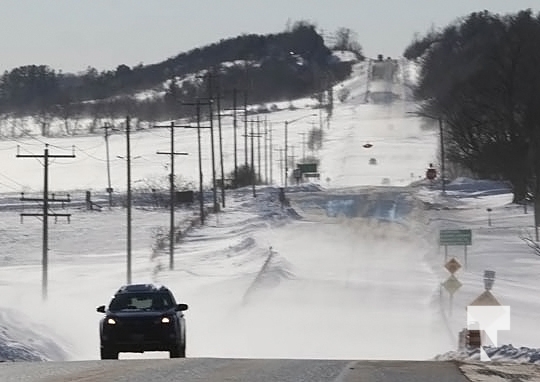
[333,27,363,59]
[33,109,53,137]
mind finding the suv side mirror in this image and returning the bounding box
[175,303,188,312]
[96,305,106,313]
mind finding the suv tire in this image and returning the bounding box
[100,347,118,360]
[170,340,185,358]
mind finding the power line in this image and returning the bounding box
[12,127,49,145]
[0,171,28,189]
[0,144,18,152]
[0,179,20,191]
[72,147,108,162]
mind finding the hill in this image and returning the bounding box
[0,23,355,128]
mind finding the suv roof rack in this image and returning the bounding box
[115,283,169,294]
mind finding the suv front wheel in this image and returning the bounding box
[100,347,118,360]
[169,340,185,358]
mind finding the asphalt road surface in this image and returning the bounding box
[0,359,472,382]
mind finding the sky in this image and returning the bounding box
[0,0,539,74]
[1,52,540,382]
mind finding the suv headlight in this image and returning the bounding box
[106,317,117,325]
[161,317,171,324]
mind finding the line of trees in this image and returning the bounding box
[0,22,354,129]
[404,9,540,203]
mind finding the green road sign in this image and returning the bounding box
[440,229,472,246]
[297,163,318,174]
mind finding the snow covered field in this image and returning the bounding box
[1,60,540,368]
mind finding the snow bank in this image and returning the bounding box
[436,344,540,364]
[0,309,68,362]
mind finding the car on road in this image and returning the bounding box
[96,283,188,359]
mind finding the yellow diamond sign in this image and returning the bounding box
[469,290,501,306]
[445,258,462,274]
[442,275,462,295]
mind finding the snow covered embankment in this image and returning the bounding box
[0,308,68,362]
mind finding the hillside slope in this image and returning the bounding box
[0,24,354,124]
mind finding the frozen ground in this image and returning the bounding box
[1,60,540,369]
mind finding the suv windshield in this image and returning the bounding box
[109,292,174,312]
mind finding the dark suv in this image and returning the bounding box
[96,284,188,359]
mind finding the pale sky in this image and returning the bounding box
[0,0,538,74]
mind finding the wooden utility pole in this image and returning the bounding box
[183,100,212,225]
[101,123,116,209]
[216,83,225,208]
[439,117,446,194]
[206,74,218,213]
[299,132,308,162]
[246,121,263,197]
[115,117,135,284]
[289,145,297,176]
[283,114,317,191]
[126,116,132,284]
[275,147,285,186]
[284,120,289,188]
[269,122,273,184]
[251,123,256,197]
[232,88,238,185]
[223,88,246,186]
[257,116,261,183]
[155,121,188,270]
[244,91,248,167]
[409,111,446,195]
[17,144,75,300]
[264,117,268,184]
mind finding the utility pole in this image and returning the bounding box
[251,122,255,197]
[409,111,446,195]
[257,116,261,183]
[299,132,307,162]
[101,123,116,209]
[269,122,273,184]
[284,120,289,189]
[244,91,248,167]
[439,117,446,194]
[223,88,244,186]
[206,74,218,213]
[233,88,238,186]
[155,121,188,270]
[319,104,324,130]
[17,144,75,300]
[246,121,263,197]
[289,145,296,175]
[216,82,225,208]
[311,121,316,155]
[275,147,285,185]
[183,100,212,225]
[264,117,268,184]
[282,114,317,191]
[126,116,132,284]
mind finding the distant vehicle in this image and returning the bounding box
[96,283,188,359]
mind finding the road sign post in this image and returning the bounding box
[444,257,462,274]
[440,229,472,245]
[483,270,495,291]
[442,274,462,315]
[442,257,462,316]
[440,229,472,267]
